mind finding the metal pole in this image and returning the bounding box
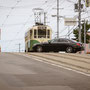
[68,26,70,39]
[39,12,41,23]
[44,12,47,25]
[19,43,21,52]
[78,0,81,42]
[34,13,36,23]
[57,0,59,38]
[84,20,86,54]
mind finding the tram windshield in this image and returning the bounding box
[34,28,50,38]
[38,29,46,38]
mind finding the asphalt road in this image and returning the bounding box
[0,53,90,90]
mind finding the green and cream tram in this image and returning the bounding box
[25,23,52,52]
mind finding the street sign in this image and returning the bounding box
[64,18,77,26]
[74,4,83,12]
[85,0,90,7]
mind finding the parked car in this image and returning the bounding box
[32,38,84,53]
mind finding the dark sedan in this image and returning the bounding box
[32,38,84,53]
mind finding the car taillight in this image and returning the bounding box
[76,43,81,46]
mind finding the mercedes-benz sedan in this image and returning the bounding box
[32,38,84,53]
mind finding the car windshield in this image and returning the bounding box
[49,39,78,43]
[69,39,78,43]
[50,39,58,43]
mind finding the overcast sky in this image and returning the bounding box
[0,0,90,52]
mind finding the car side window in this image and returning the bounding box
[51,39,58,43]
[58,39,63,42]
[58,39,69,43]
[63,39,69,43]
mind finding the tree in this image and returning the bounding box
[73,21,90,43]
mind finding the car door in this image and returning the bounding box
[56,39,63,51]
[42,39,58,51]
[44,39,58,51]
[50,39,59,51]
[43,42,52,51]
[57,39,69,51]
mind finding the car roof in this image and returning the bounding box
[52,38,76,42]
[53,38,68,40]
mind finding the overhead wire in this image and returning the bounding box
[0,0,50,27]
[4,14,33,51]
[45,0,76,38]
[46,0,64,15]
[1,0,90,52]
[1,0,22,27]
[2,0,50,52]
[66,0,76,4]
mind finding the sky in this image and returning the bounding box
[0,0,90,52]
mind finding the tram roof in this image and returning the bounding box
[25,23,52,34]
[32,24,51,29]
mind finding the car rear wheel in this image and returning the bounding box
[36,46,43,52]
[66,47,73,53]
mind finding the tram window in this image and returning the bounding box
[30,30,32,39]
[38,29,46,38]
[34,29,37,38]
[47,30,50,38]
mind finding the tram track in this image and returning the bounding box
[44,53,90,64]
[27,53,90,74]
[58,53,90,60]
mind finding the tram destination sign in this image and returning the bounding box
[38,26,47,30]
[64,18,77,26]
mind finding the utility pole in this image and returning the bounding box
[44,12,47,25]
[74,1,84,42]
[68,26,70,39]
[17,43,21,52]
[19,43,21,52]
[57,0,59,39]
[78,0,81,42]
[52,0,62,38]
[84,20,86,54]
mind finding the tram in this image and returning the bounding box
[25,23,52,52]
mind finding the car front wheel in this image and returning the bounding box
[36,46,43,52]
[66,47,73,53]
